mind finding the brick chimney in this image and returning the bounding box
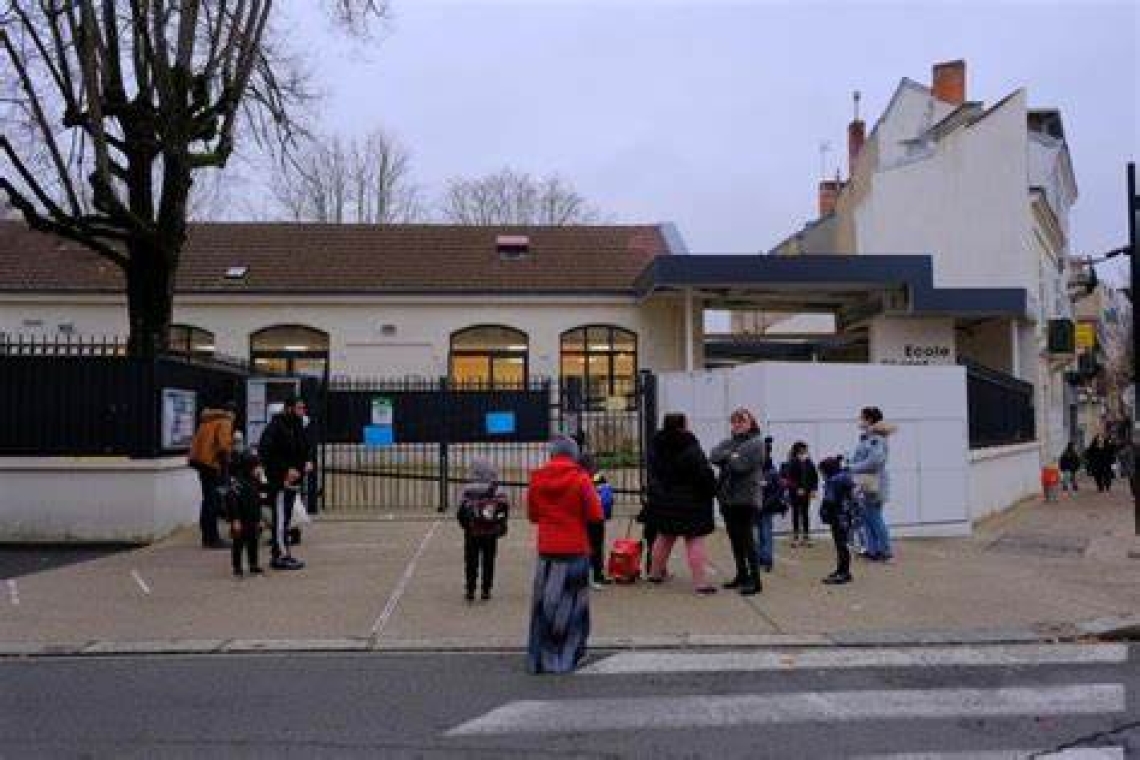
[818,179,843,217]
[848,91,865,178]
[932,59,966,105]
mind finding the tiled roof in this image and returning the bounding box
[0,222,673,294]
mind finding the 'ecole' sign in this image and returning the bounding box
[881,343,954,365]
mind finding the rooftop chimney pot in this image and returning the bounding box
[932,59,966,105]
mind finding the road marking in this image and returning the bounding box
[580,644,1128,675]
[7,579,18,606]
[859,749,1125,759]
[370,519,440,638]
[446,684,1125,736]
[130,569,151,595]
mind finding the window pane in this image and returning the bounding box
[586,326,612,350]
[293,359,327,378]
[612,328,636,352]
[451,355,490,386]
[614,352,636,397]
[252,325,329,352]
[253,357,288,375]
[561,353,585,379]
[452,326,527,351]
[492,356,526,387]
[587,354,610,398]
[560,328,586,352]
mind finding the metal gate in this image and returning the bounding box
[315,373,654,517]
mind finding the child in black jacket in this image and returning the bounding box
[780,442,820,547]
[818,456,855,585]
[225,452,265,578]
[457,460,509,601]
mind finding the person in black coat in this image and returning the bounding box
[224,452,265,578]
[781,441,820,547]
[1085,434,1116,493]
[257,396,309,570]
[644,413,718,595]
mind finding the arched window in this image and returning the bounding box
[250,325,330,377]
[560,325,638,409]
[168,324,215,357]
[449,325,528,388]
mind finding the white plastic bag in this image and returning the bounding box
[291,494,311,526]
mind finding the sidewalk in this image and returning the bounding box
[1,485,1138,655]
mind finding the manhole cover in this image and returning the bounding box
[987,533,1089,558]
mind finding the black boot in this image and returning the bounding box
[739,556,761,596]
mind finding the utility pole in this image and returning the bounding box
[1127,162,1138,535]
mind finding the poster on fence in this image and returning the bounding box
[371,396,394,426]
[161,388,197,450]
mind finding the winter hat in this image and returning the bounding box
[469,459,498,483]
[548,436,580,460]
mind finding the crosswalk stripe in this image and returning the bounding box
[859,749,1125,759]
[445,684,1125,736]
[579,644,1128,675]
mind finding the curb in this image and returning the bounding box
[5,622,1132,658]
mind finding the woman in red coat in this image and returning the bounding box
[526,436,604,674]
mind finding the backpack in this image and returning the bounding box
[460,491,508,538]
[760,470,790,515]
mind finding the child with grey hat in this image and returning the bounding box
[456,459,510,601]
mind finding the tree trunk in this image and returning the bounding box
[124,240,176,358]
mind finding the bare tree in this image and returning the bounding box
[440,168,600,226]
[271,128,422,223]
[0,1,386,356]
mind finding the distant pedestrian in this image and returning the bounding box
[781,442,820,547]
[1058,442,1081,493]
[456,460,509,601]
[526,436,604,674]
[848,406,896,562]
[224,451,265,578]
[818,456,855,585]
[1085,434,1115,493]
[644,413,718,595]
[709,408,765,595]
[258,396,308,570]
[589,469,615,589]
[188,401,237,549]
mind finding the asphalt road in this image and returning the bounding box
[0,645,1135,759]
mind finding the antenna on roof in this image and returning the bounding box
[853,90,861,121]
[819,141,832,181]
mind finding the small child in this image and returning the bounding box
[456,460,509,601]
[817,456,855,585]
[225,452,265,578]
[589,471,615,589]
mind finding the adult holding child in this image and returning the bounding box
[644,413,718,595]
[709,408,765,596]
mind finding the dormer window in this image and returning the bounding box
[225,266,248,280]
[496,235,529,260]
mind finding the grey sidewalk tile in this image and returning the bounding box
[0,642,88,657]
[685,633,831,648]
[82,640,226,655]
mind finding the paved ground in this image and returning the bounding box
[1,644,1135,757]
[0,544,132,581]
[0,484,1137,653]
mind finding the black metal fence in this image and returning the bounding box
[963,360,1036,449]
[0,335,250,457]
[317,374,652,515]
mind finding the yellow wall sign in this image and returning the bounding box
[1075,322,1096,349]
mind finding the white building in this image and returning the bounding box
[742,60,1079,463]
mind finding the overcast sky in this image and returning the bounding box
[275,0,1137,280]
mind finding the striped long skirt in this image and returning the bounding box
[526,555,591,674]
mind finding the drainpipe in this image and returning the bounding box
[684,288,694,373]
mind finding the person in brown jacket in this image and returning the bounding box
[188,402,237,548]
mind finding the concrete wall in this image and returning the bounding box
[0,293,688,378]
[657,362,971,537]
[868,316,955,364]
[0,457,198,542]
[967,442,1041,523]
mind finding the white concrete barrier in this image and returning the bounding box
[0,457,198,543]
[968,441,1041,523]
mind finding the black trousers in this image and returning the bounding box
[232,525,260,572]
[1094,471,1113,492]
[791,495,811,537]
[195,466,223,545]
[464,534,498,593]
[268,486,297,560]
[588,521,606,580]
[723,507,758,582]
[830,521,851,577]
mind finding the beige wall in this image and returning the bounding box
[0,293,688,378]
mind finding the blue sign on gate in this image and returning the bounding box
[485,411,516,436]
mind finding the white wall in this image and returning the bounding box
[656,362,971,537]
[868,316,956,364]
[0,293,688,378]
[0,457,198,542]
[968,442,1040,523]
